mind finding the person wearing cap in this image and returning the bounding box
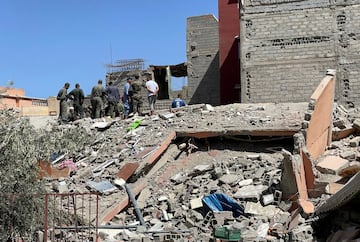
[145,73,159,115]
[123,77,133,118]
[56,82,70,123]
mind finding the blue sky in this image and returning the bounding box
[0,0,218,98]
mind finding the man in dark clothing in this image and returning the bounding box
[105,81,121,118]
[68,83,85,119]
[90,79,106,119]
[131,75,144,115]
[57,82,70,123]
[123,77,132,118]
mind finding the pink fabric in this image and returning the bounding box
[58,159,77,172]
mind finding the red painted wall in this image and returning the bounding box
[218,0,240,104]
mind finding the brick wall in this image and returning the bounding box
[186,15,220,105]
[241,0,360,107]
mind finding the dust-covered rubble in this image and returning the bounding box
[27,102,360,241]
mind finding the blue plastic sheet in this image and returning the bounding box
[202,193,244,217]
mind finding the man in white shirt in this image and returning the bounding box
[145,73,159,115]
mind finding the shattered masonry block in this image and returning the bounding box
[333,118,347,129]
[159,112,175,120]
[254,167,265,179]
[308,100,316,111]
[278,201,292,212]
[158,195,168,202]
[257,223,270,238]
[304,111,312,121]
[316,156,349,175]
[262,173,272,186]
[113,178,126,187]
[352,119,360,132]
[301,121,309,129]
[233,185,268,200]
[244,202,277,217]
[190,197,203,209]
[340,151,356,160]
[137,187,152,209]
[162,209,169,221]
[274,190,282,204]
[219,174,239,184]
[325,182,344,195]
[238,178,253,187]
[170,172,185,183]
[214,167,223,178]
[190,210,204,221]
[262,194,274,206]
[329,141,343,149]
[86,180,118,194]
[291,224,313,241]
[185,217,196,228]
[136,226,147,233]
[193,164,213,172]
[204,104,214,112]
[349,136,360,147]
[213,211,233,226]
[246,154,260,160]
[57,181,68,193]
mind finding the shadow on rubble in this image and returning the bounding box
[175,135,295,154]
[312,192,360,241]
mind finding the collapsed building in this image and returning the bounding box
[19,70,358,241]
[2,1,360,241]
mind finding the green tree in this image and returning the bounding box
[0,110,92,240]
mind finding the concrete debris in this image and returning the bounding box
[233,185,268,200]
[316,156,349,175]
[23,98,360,241]
[86,180,118,194]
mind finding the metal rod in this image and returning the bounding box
[124,183,146,227]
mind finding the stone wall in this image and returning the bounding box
[186,15,220,105]
[241,0,360,107]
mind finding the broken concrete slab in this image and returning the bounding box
[325,182,345,195]
[316,156,349,175]
[244,202,277,217]
[86,180,118,194]
[190,197,203,210]
[233,185,268,200]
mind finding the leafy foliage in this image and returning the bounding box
[0,110,92,239]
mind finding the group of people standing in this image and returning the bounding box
[56,73,160,123]
[57,82,85,123]
[122,73,160,117]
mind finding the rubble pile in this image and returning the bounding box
[23,101,360,241]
